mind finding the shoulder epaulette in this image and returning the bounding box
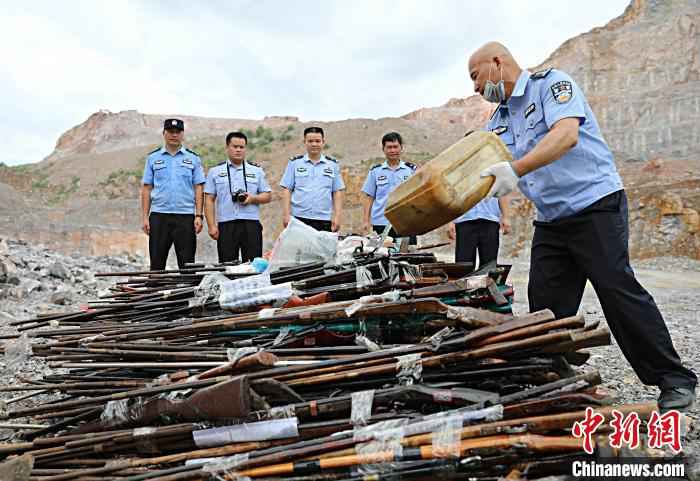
[325,156,337,163]
[531,68,553,79]
[216,161,226,166]
[289,154,303,162]
[404,162,417,170]
[185,148,200,157]
[370,163,382,170]
[147,147,161,155]
[247,161,261,167]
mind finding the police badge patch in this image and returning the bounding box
[551,81,573,104]
[492,125,508,135]
[524,103,536,118]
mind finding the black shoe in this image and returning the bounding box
[658,387,696,412]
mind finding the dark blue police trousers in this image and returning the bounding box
[528,190,697,390]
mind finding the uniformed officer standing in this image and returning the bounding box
[280,126,345,232]
[141,118,205,270]
[468,42,696,410]
[447,197,510,267]
[204,131,272,262]
[361,132,418,244]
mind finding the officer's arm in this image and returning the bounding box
[281,188,292,222]
[141,185,152,221]
[204,193,217,229]
[511,117,579,177]
[253,191,272,204]
[194,184,204,216]
[332,190,344,224]
[253,171,272,205]
[498,195,512,234]
[332,169,345,226]
[498,195,510,219]
[141,158,154,222]
[362,193,374,225]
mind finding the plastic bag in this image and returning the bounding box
[355,265,374,288]
[219,273,293,310]
[101,398,144,427]
[431,415,462,458]
[195,273,229,300]
[396,353,423,385]
[226,346,259,364]
[336,236,368,264]
[268,217,338,271]
[355,334,381,352]
[202,453,250,481]
[345,290,401,317]
[194,418,299,448]
[191,272,229,307]
[351,390,375,427]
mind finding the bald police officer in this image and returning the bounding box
[448,197,510,268]
[141,118,205,270]
[361,132,417,243]
[468,42,696,410]
[204,131,272,262]
[280,126,345,232]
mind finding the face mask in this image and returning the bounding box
[483,63,506,103]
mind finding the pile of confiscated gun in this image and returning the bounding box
[0,243,666,481]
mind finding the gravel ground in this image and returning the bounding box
[506,253,700,469]
[1,238,699,475]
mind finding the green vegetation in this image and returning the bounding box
[98,168,142,187]
[48,176,81,205]
[191,125,299,169]
[31,173,49,190]
[8,164,31,174]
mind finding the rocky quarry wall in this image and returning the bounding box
[1,0,699,262]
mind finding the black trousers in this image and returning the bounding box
[218,220,263,263]
[372,225,417,245]
[529,190,696,390]
[296,217,332,232]
[455,219,500,266]
[148,213,196,271]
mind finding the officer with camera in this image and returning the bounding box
[204,131,272,262]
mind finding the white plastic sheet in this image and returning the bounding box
[269,217,338,270]
[218,273,293,310]
[193,418,299,448]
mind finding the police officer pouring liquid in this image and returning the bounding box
[361,132,418,244]
[280,126,345,232]
[448,196,510,268]
[469,42,696,410]
[141,118,205,270]
[204,132,271,262]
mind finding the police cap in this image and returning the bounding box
[164,118,184,131]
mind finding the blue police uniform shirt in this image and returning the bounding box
[487,69,623,222]
[454,198,501,223]
[204,160,271,223]
[279,153,345,221]
[361,160,417,226]
[142,146,206,214]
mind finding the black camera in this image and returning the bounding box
[233,190,249,203]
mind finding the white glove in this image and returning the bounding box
[480,162,519,198]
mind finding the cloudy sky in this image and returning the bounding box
[2,0,629,166]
